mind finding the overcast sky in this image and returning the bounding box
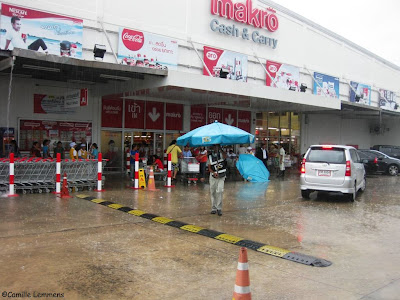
[275,0,400,67]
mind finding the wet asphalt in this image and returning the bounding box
[0,171,399,299]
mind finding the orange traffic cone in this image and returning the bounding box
[60,172,72,199]
[147,167,158,191]
[233,247,251,300]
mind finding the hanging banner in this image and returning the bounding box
[0,3,83,57]
[102,98,123,128]
[379,89,398,111]
[125,100,145,129]
[146,101,164,130]
[118,28,178,70]
[64,89,88,108]
[190,105,206,130]
[237,111,251,133]
[266,61,300,91]
[223,109,237,126]
[166,103,183,131]
[203,46,248,82]
[34,94,76,115]
[349,81,371,106]
[313,72,339,98]
[208,107,223,124]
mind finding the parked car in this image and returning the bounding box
[371,145,400,159]
[359,149,400,176]
[357,150,379,174]
[300,145,366,201]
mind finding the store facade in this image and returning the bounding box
[1,0,400,172]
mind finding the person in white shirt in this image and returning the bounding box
[238,144,247,155]
[278,144,286,178]
[255,143,269,170]
[4,16,48,52]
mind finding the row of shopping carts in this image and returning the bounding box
[0,158,104,194]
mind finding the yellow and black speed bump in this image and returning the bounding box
[76,195,332,267]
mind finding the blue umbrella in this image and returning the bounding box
[236,154,270,182]
[177,121,255,146]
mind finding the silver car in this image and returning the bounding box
[300,145,366,201]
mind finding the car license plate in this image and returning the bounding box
[317,170,331,177]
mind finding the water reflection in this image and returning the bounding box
[236,182,269,201]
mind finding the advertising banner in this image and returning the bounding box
[203,46,248,82]
[313,72,339,98]
[102,99,123,128]
[379,89,398,111]
[266,61,300,91]
[118,28,178,70]
[64,89,88,108]
[190,106,206,130]
[237,111,251,132]
[166,103,183,131]
[0,3,83,57]
[349,81,371,106]
[223,109,237,126]
[146,101,164,130]
[34,94,76,114]
[208,107,223,124]
[125,100,145,129]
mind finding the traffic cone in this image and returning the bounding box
[60,172,72,199]
[233,247,251,300]
[147,167,158,191]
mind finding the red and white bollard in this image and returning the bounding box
[94,153,105,192]
[126,151,130,175]
[8,153,18,197]
[53,153,61,194]
[131,153,139,190]
[165,153,175,188]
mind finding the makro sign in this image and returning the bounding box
[210,0,278,49]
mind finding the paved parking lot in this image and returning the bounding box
[0,174,399,299]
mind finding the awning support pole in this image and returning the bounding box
[253,53,278,87]
[99,20,119,63]
[189,39,213,77]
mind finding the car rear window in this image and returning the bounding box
[306,147,346,164]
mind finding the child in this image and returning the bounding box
[152,155,164,171]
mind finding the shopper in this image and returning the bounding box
[278,144,286,178]
[208,144,227,216]
[78,144,88,159]
[182,145,192,158]
[42,139,51,158]
[53,141,65,159]
[130,144,139,180]
[69,142,78,160]
[151,155,164,172]
[30,142,42,158]
[238,144,247,155]
[9,140,21,158]
[89,143,98,159]
[196,147,208,183]
[166,140,182,180]
[256,143,269,170]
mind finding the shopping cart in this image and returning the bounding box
[179,157,200,184]
[61,159,102,192]
[0,158,9,193]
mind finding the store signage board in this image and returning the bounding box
[266,61,300,91]
[166,103,183,131]
[313,72,339,99]
[146,101,164,130]
[0,3,83,57]
[379,89,398,111]
[64,89,88,108]
[203,46,248,81]
[208,107,223,124]
[349,81,371,106]
[118,28,178,70]
[223,109,237,126]
[209,0,279,49]
[237,110,251,132]
[190,106,207,130]
[125,100,145,129]
[102,98,123,128]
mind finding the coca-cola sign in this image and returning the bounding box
[121,29,145,51]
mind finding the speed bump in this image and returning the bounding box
[76,195,332,267]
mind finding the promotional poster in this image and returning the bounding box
[313,72,340,98]
[349,81,371,106]
[266,61,300,91]
[379,89,398,111]
[118,28,178,70]
[203,46,248,82]
[0,3,83,58]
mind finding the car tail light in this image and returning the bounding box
[374,157,378,164]
[345,160,351,176]
[322,146,333,150]
[301,158,306,174]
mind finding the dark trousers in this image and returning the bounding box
[28,39,48,51]
[261,159,269,171]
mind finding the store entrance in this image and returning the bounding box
[124,131,166,159]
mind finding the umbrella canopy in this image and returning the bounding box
[177,121,255,146]
[236,154,270,182]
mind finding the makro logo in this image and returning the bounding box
[122,29,144,51]
[206,51,218,61]
[268,65,278,73]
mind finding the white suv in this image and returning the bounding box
[300,145,366,201]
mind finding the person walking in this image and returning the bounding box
[208,144,227,216]
[166,140,182,180]
[30,141,42,158]
[196,147,208,183]
[42,139,51,158]
[89,143,98,159]
[69,142,78,160]
[256,143,269,171]
[278,144,286,178]
[53,141,65,159]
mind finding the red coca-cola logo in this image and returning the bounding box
[121,29,144,51]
